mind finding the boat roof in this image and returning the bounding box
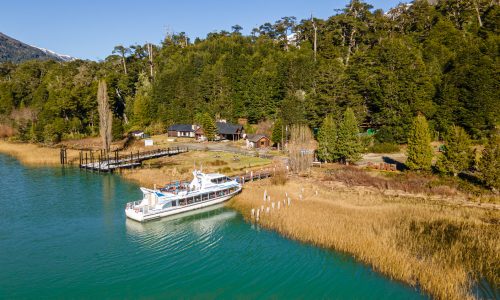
[204,173,227,179]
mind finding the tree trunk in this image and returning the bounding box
[473,0,483,27]
[97,80,113,151]
[345,28,356,67]
[122,56,127,75]
[148,43,154,79]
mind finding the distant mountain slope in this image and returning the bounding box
[0,32,75,63]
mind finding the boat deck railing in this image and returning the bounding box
[160,180,191,194]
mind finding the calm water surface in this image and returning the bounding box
[0,154,426,299]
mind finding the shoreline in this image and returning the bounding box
[0,140,81,165]
[228,176,499,300]
[2,140,498,299]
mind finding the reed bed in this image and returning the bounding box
[0,140,80,165]
[230,177,500,300]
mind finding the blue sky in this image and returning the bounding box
[1,0,404,60]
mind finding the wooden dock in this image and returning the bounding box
[233,169,274,184]
[78,147,188,172]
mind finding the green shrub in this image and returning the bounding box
[369,142,400,153]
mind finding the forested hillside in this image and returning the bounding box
[0,0,498,144]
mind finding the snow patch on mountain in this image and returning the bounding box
[32,46,76,62]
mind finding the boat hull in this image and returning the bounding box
[125,189,240,222]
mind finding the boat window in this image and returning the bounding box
[211,176,234,184]
[179,199,187,206]
[202,193,208,201]
[172,200,177,207]
[187,197,194,204]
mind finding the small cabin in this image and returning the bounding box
[195,127,205,141]
[216,121,244,141]
[167,124,197,138]
[131,130,145,139]
[246,134,270,149]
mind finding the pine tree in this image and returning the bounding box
[202,113,217,141]
[437,125,472,176]
[337,108,362,164]
[317,115,337,162]
[132,72,153,127]
[193,112,204,126]
[406,115,433,171]
[271,118,283,147]
[478,133,500,191]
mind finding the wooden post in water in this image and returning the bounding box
[59,148,67,165]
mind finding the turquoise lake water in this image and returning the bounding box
[0,154,426,299]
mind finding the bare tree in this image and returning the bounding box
[97,80,113,151]
[311,15,318,62]
[147,43,154,79]
[288,124,315,174]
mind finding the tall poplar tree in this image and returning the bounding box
[406,115,433,171]
[97,80,112,151]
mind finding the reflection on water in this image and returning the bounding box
[125,205,237,240]
[102,174,116,229]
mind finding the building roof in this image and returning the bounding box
[168,124,194,132]
[247,134,269,143]
[131,130,144,134]
[216,122,243,135]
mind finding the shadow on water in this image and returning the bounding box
[473,278,499,300]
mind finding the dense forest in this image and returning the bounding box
[0,0,498,145]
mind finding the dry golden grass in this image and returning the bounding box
[0,140,80,165]
[229,176,500,300]
[121,150,272,187]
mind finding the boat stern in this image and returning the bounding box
[125,205,145,222]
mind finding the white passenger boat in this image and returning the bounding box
[125,170,242,222]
